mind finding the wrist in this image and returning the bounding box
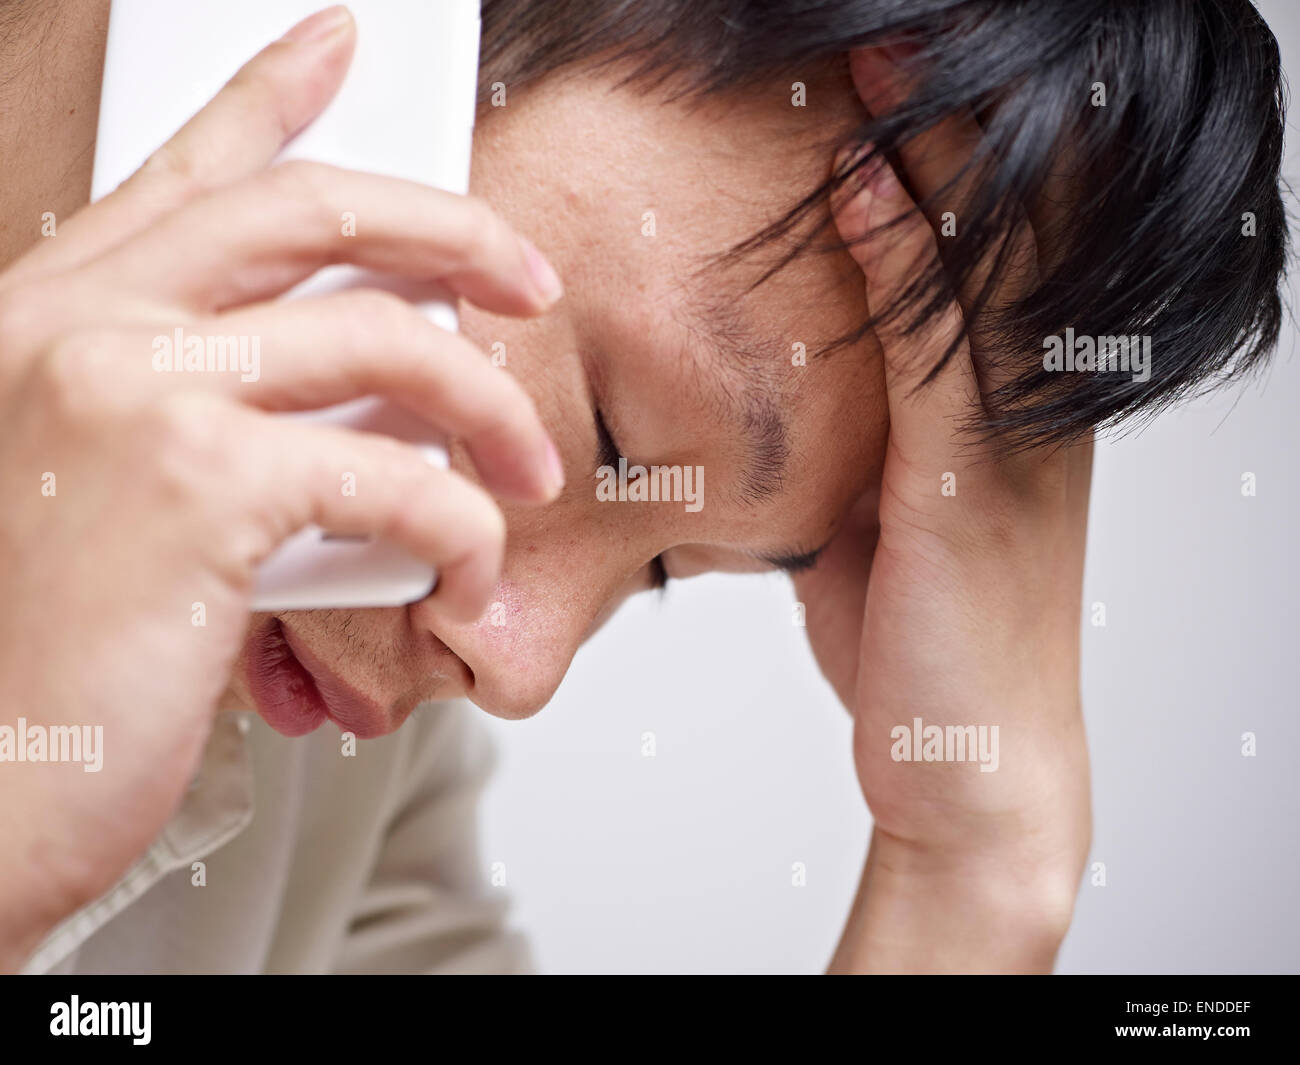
[830,827,1085,974]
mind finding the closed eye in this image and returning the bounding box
[761,544,828,574]
[594,406,670,593]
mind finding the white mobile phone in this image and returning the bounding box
[92,0,481,610]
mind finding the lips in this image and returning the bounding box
[245,618,390,738]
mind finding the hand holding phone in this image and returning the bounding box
[93,0,484,609]
[0,7,563,970]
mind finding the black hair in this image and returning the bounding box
[480,0,1288,449]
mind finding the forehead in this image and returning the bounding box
[474,52,862,254]
[474,56,886,549]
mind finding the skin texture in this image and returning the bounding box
[0,5,1091,972]
[237,50,890,722]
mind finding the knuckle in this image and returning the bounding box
[145,398,268,580]
[0,287,44,350]
[259,161,343,263]
[333,289,437,388]
[0,294,20,345]
[338,288,417,347]
[0,287,30,345]
[264,159,333,218]
[144,393,234,500]
[32,331,121,420]
[224,62,279,120]
[136,141,206,202]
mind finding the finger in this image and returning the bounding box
[240,409,508,622]
[850,47,987,222]
[849,47,1038,315]
[833,147,981,469]
[8,6,358,285]
[76,162,563,316]
[204,290,563,504]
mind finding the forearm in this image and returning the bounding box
[828,828,1081,974]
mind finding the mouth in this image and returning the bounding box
[245,618,391,739]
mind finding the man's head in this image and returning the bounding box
[231,0,1288,730]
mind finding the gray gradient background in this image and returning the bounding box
[477,0,1300,973]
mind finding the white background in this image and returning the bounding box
[478,0,1300,973]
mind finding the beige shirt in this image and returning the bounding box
[21,700,533,974]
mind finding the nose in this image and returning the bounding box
[408,503,647,719]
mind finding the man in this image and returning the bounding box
[0,0,1286,972]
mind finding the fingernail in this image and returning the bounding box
[282,5,352,44]
[542,437,566,497]
[519,236,564,306]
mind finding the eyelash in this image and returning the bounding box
[594,406,671,592]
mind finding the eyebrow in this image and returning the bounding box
[678,293,792,505]
[677,290,836,576]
